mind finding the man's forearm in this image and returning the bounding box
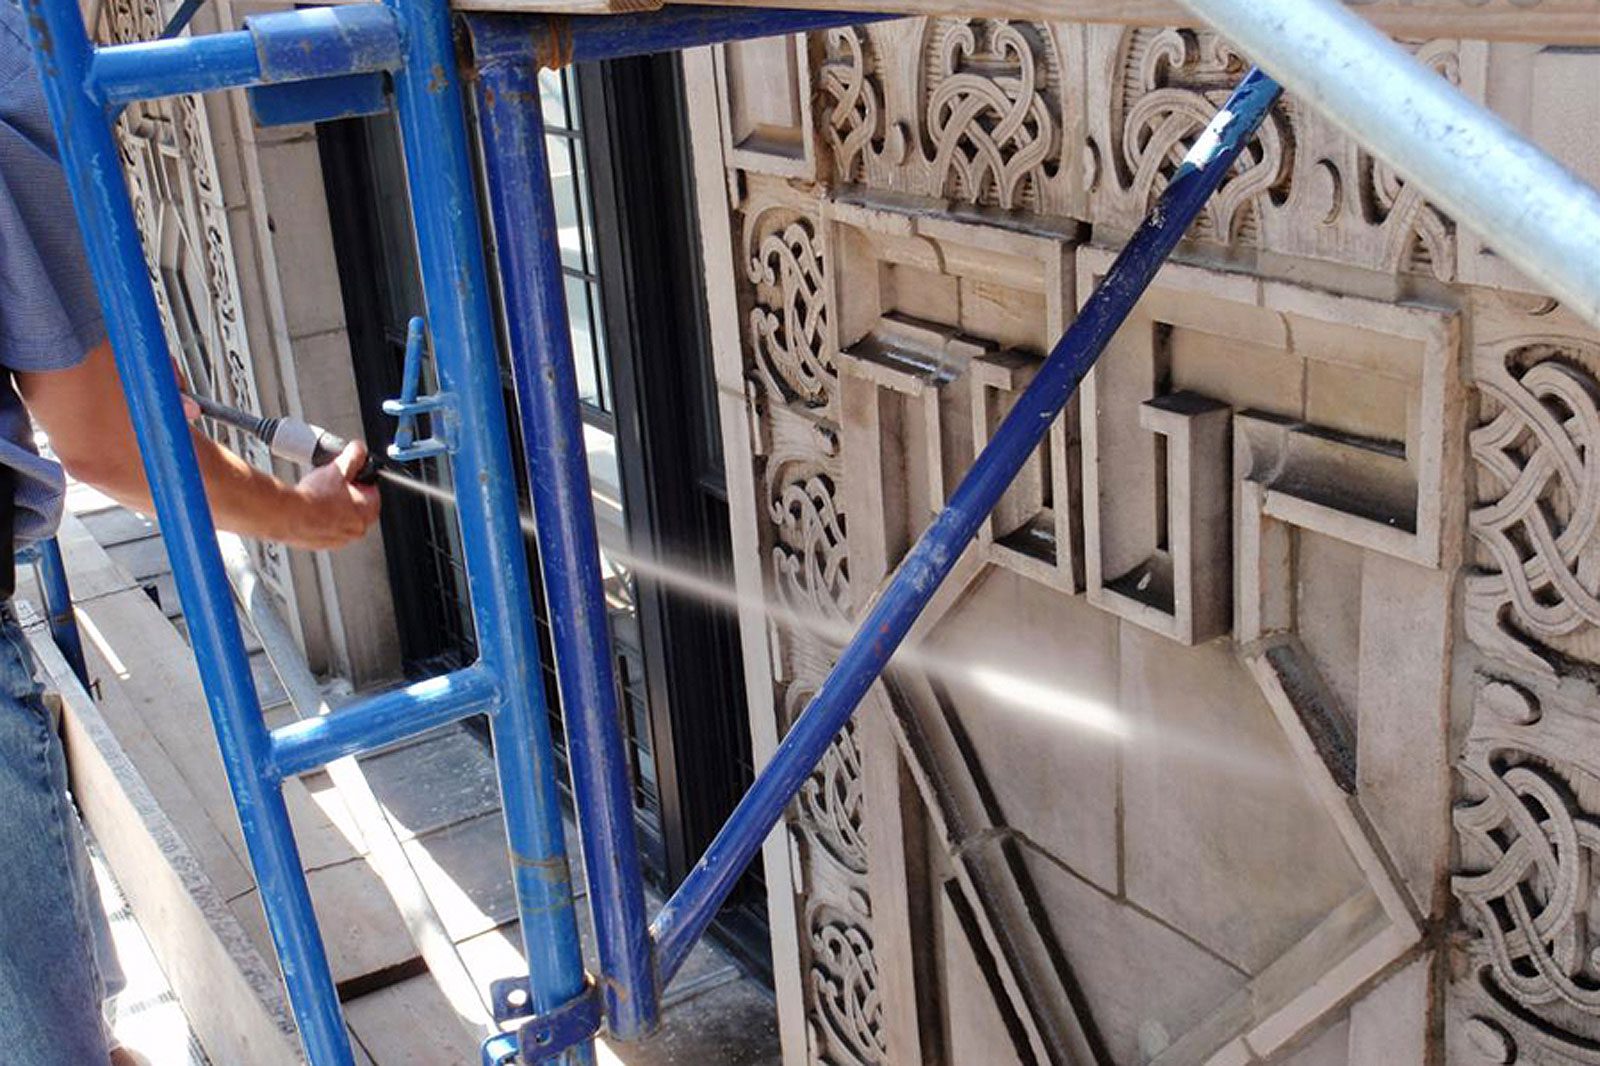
[82,427,313,542]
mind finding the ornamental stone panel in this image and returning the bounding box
[691,21,1600,1066]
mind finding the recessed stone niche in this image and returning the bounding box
[828,200,1080,597]
[1076,247,1459,647]
[714,36,816,178]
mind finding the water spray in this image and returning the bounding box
[188,392,1296,780]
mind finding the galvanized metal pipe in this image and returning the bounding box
[16,3,351,1060]
[382,0,595,1062]
[472,53,659,1041]
[268,664,501,778]
[651,68,1285,982]
[1177,0,1600,328]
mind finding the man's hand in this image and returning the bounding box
[289,441,381,551]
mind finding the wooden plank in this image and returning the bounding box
[29,624,304,1066]
[636,0,1600,45]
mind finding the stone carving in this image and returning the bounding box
[809,903,886,1065]
[1469,338,1600,675]
[923,19,1062,211]
[1092,27,1291,244]
[1083,27,1467,278]
[770,468,851,625]
[739,187,882,1064]
[102,0,291,603]
[797,717,869,876]
[1355,40,1459,278]
[820,28,900,185]
[748,217,834,408]
[1454,677,1600,1061]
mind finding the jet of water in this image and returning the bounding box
[375,468,1302,784]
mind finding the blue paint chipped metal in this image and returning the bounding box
[17,1,1294,1061]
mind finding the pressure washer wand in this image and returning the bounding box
[184,391,385,485]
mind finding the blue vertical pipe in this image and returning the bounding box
[381,0,595,1061]
[473,54,658,1040]
[652,68,1285,982]
[15,5,353,1062]
[35,537,88,686]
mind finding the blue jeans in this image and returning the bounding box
[0,604,124,1064]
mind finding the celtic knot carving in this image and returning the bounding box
[924,19,1061,211]
[1457,759,1600,1015]
[1455,678,1600,1058]
[820,28,902,185]
[809,906,886,1065]
[748,218,833,407]
[1470,341,1600,672]
[770,469,851,624]
[1103,28,1291,244]
[1356,41,1458,279]
[797,715,868,875]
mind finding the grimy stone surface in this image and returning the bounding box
[684,14,1600,1066]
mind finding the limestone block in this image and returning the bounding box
[253,136,349,341]
[1466,292,1600,676]
[1461,45,1600,292]
[715,34,816,179]
[1119,622,1368,975]
[1016,845,1247,1066]
[1348,955,1432,1066]
[1279,1015,1351,1066]
[828,201,1082,595]
[923,566,1121,892]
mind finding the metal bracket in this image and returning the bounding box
[484,975,603,1064]
[382,316,452,462]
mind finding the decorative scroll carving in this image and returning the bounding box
[923,19,1062,211]
[809,903,887,1066]
[820,28,901,185]
[1095,28,1291,244]
[798,716,869,875]
[770,467,851,625]
[1356,40,1458,279]
[1468,338,1600,674]
[1082,27,1466,278]
[739,188,881,1064]
[748,217,834,408]
[101,0,292,603]
[1454,677,1600,1061]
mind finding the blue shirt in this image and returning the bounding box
[0,0,106,544]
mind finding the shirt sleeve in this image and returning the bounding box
[0,8,105,374]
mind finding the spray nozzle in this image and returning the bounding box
[184,391,385,485]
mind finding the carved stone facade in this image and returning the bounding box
[96,0,400,683]
[690,20,1600,1066]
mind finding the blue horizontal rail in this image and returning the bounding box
[88,4,401,105]
[269,664,501,779]
[649,68,1285,983]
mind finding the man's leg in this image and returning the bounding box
[0,609,113,1065]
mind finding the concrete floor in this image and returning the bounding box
[47,486,781,1066]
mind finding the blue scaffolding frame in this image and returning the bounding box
[13,2,1285,1062]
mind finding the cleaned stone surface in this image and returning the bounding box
[924,566,1121,892]
[1119,623,1368,974]
[1017,845,1246,1066]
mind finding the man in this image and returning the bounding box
[0,3,381,1063]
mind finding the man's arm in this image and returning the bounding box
[18,340,379,550]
